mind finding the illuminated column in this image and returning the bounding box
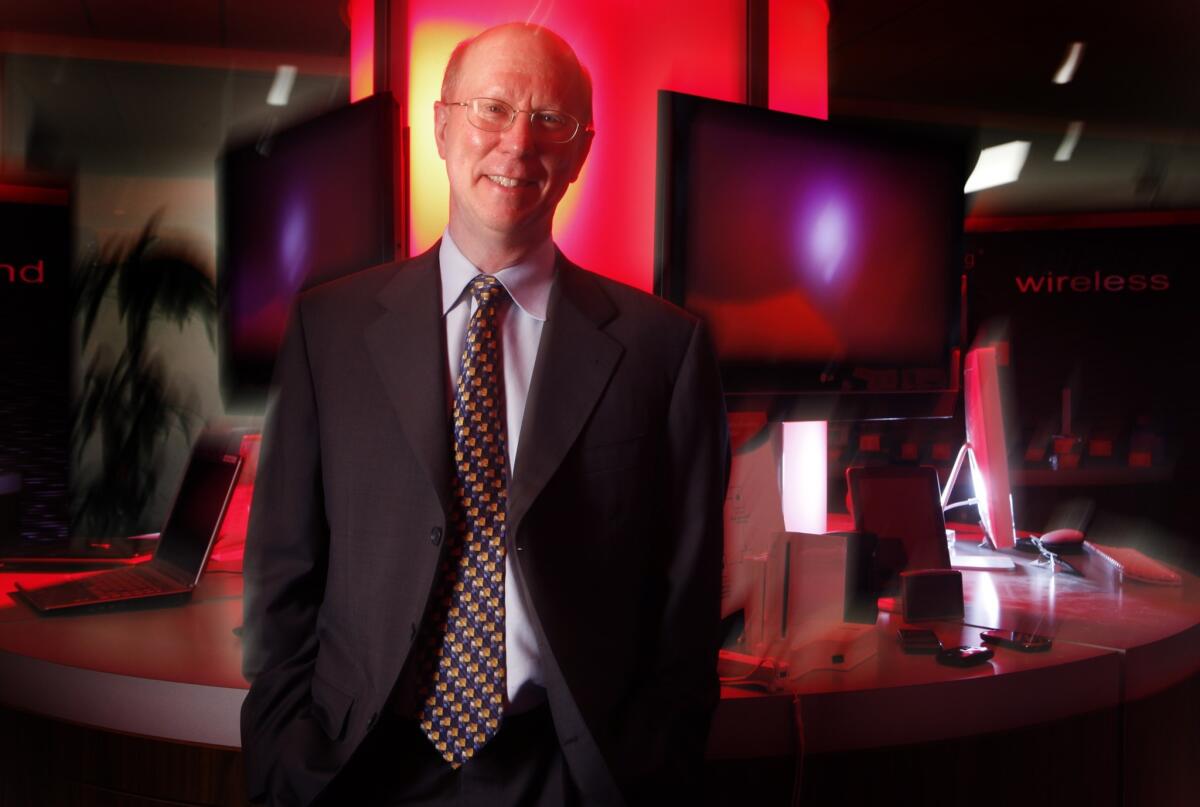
[772,1,831,534]
[781,420,828,533]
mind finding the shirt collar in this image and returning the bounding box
[439,230,556,321]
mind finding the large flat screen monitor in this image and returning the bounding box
[218,92,397,410]
[654,91,969,420]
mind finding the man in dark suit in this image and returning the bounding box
[241,22,728,806]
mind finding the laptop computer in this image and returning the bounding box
[14,447,242,614]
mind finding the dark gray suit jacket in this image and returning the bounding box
[240,245,729,806]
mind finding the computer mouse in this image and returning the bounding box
[1039,528,1085,547]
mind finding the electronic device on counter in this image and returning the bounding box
[941,346,1018,551]
[949,553,1016,571]
[846,465,951,596]
[843,530,880,625]
[15,446,241,614]
[897,628,943,654]
[981,630,1053,652]
[936,645,994,667]
[901,569,964,621]
[1039,528,1086,551]
[1085,542,1183,586]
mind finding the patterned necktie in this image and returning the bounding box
[418,274,510,767]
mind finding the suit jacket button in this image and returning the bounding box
[367,711,379,729]
[430,527,443,545]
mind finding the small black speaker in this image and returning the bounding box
[843,531,879,624]
[900,569,963,621]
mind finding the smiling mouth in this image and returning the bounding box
[486,174,537,189]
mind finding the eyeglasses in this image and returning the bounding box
[442,97,591,144]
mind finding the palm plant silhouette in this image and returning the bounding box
[72,212,216,538]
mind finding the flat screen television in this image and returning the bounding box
[654,91,969,421]
[218,92,398,410]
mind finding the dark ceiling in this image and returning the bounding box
[827,0,1200,215]
[0,0,348,56]
[1,0,1196,214]
[828,0,1199,134]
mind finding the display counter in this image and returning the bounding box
[0,540,1196,806]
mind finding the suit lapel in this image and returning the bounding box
[509,255,622,538]
[364,246,452,515]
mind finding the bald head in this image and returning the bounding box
[441,23,593,126]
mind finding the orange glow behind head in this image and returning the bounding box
[408,20,478,254]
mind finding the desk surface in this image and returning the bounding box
[0,563,247,746]
[0,542,1197,755]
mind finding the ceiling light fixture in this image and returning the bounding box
[1053,42,1085,84]
[1054,121,1085,162]
[267,65,298,107]
[964,141,1031,194]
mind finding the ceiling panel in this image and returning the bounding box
[828,0,1200,132]
[0,0,93,38]
[225,0,348,56]
[84,0,222,46]
[1,0,348,56]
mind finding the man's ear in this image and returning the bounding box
[568,129,594,183]
[434,101,450,160]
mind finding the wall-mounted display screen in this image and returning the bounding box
[655,92,969,418]
[219,92,397,410]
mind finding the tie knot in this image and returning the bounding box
[468,274,507,306]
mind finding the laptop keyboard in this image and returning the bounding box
[85,568,164,599]
[23,565,183,609]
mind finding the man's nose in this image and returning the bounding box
[498,113,537,155]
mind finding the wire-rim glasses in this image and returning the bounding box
[443,97,590,144]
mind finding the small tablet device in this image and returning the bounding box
[936,645,994,667]
[980,629,1052,652]
[897,628,943,654]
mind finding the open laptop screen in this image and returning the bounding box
[155,452,241,581]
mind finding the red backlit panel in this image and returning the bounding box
[405,0,748,290]
[769,0,829,119]
[350,0,375,101]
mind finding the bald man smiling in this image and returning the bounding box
[240,23,729,807]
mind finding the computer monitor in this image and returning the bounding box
[654,91,969,420]
[943,346,1017,550]
[218,92,398,410]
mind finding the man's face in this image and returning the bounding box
[434,28,592,252]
